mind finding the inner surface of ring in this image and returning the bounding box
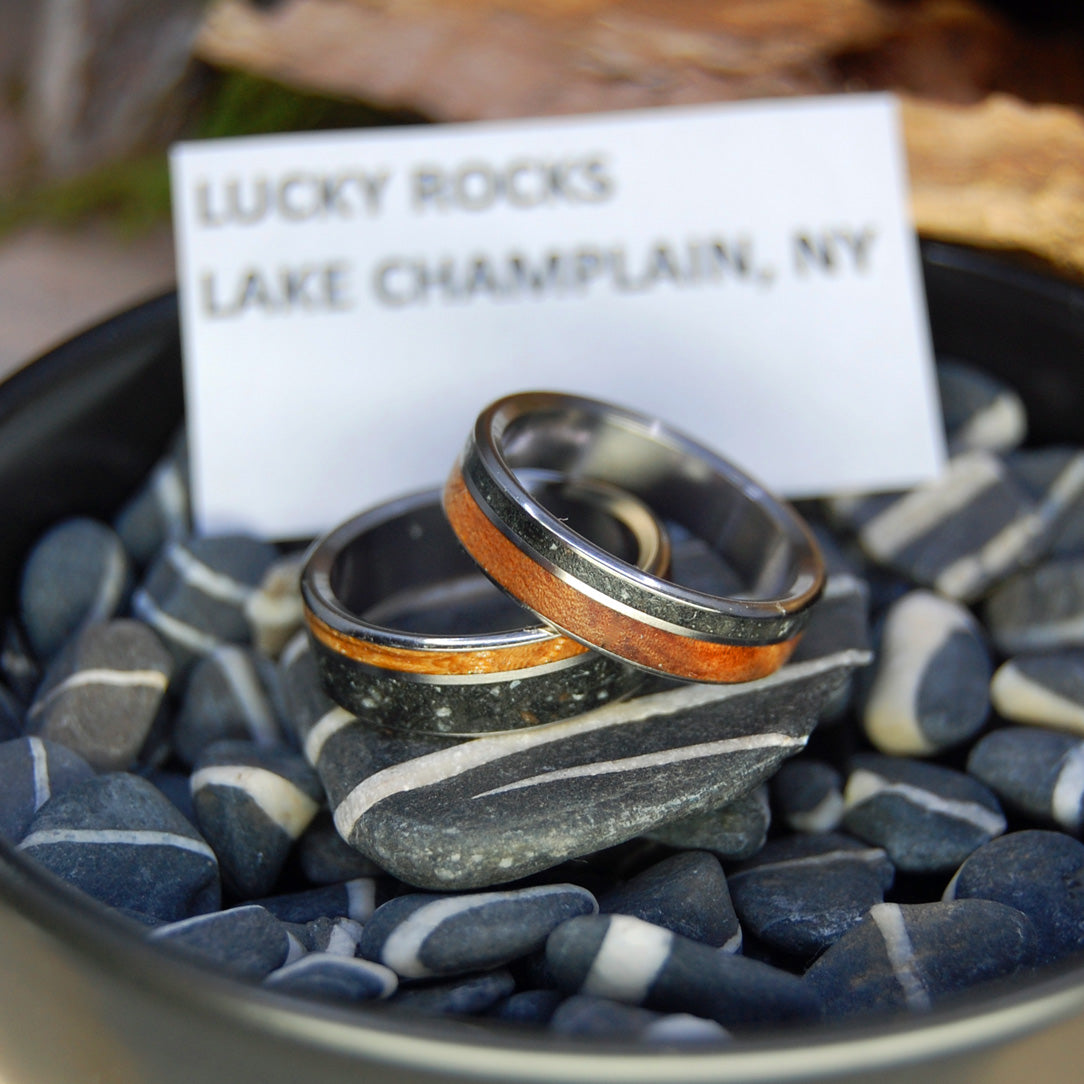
[497,406,810,605]
[330,474,665,637]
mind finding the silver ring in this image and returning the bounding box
[443,391,825,683]
[301,473,670,736]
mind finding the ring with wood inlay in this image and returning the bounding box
[443,391,825,684]
[301,474,670,736]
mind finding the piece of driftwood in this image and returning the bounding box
[194,0,1084,277]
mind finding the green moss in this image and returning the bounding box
[0,69,421,239]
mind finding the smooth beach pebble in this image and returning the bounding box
[149,903,290,980]
[644,786,770,861]
[771,759,844,834]
[727,833,894,959]
[389,970,517,1017]
[296,812,383,885]
[0,683,23,740]
[1,620,40,703]
[174,645,288,767]
[18,771,220,921]
[130,535,279,673]
[967,726,1084,833]
[548,995,729,1043]
[190,740,324,899]
[936,358,1027,456]
[1005,446,1084,559]
[491,989,564,1026]
[253,878,380,924]
[113,430,190,568]
[359,884,598,979]
[244,552,306,658]
[843,753,1006,873]
[27,619,173,771]
[853,451,1045,603]
[311,643,867,890]
[0,736,95,842]
[297,915,366,957]
[264,953,398,1002]
[545,914,822,1030]
[598,850,740,951]
[983,556,1084,655]
[805,899,1036,1018]
[860,590,991,756]
[945,829,1084,966]
[19,517,133,660]
[990,650,1084,736]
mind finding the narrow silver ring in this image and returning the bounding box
[443,391,825,683]
[301,474,670,736]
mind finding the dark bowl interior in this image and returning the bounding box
[2,242,1084,1083]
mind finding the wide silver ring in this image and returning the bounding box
[301,473,670,736]
[443,391,825,684]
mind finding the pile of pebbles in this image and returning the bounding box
[3,356,1084,1044]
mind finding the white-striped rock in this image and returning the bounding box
[990,650,1084,737]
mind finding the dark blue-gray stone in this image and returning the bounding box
[360,883,597,979]
[389,970,516,1017]
[253,878,379,924]
[643,786,770,861]
[599,850,740,950]
[0,683,23,741]
[860,590,991,756]
[728,832,894,958]
[0,736,95,842]
[771,758,844,834]
[491,989,564,1025]
[19,517,133,659]
[263,953,397,1002]
[545,914,822,1030]
[983,556,1084,656]
[967,727,1084,833]
[113,430,190,568]
[1005,447,1084,559]
[130,535,279,674]
[805,900,1036,1018]
[937,358,1026,456]
[149,903,290,979]
[174,645,288,767]
[547,994,663,1038]
[1,619,40,703]
[989,650,1084,736]
[946,829,1084,966]
[17,771,220,921]
[190,740,324,900]
[296,812,383,885]
[26,619,172,771]
[843,753,1006,873]
[298,915,366,956]
[315,642,868,891]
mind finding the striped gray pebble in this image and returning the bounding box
[278,630,348,750]
[149,903,290,980]
[1005,446,1084,559]
[26,619,173,771]
[936,358,1027,456]
[805,899,1036,1019]
[771,758,844,834]
[190,740,325,899]
[113,430,190,567]
[860,590,991,756]
[263,953,398,1002]
[944,830,1084,966]
[853,451,1042,603]
[983,556,1084,655]
[0,736,94,842]
[389,970,517,1017]
[643,786,770,861]
[314,645,868,890]
[967,726,1084,833]
[130,535,279,674]
[244,551,305,658]
[598,850,741,951]
[843,753,1006,873]
[296,915,366,957]
[990,650,1084,737]
[359,884,597,979]
[18,771,220,921]
[254,878,380,924]
[545,914,822,1030]
[18,517,133,660]
[727,832,894,958]
[173,645,288,767]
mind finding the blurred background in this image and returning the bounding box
[3,0,1084,379]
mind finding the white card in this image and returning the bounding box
[170,94,943,539]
